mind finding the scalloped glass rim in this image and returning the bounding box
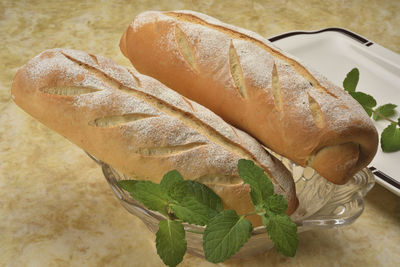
[86,152,375,258]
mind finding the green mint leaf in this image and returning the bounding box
[186,180,223,212]
[160,170,189,201]
[130,181,170,215]
[381,122,400,152]
[160,170,187,200]
[160,170,184,192]
[203,210,252,263]
[349,91,377,116]
[398,118,400,126]
[373,103,397,121]
[263,214,298,257]
[117,180,137,193]
[170,196,211,225]
[343,68,359,92]
[264,194,288,215]
[168,181,190,202]
[237,159,274,206]
[156,220,187,267]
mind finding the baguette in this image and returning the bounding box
[120,10,379,184]
[11,48,298,226]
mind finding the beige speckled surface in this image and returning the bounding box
[1,0,399,266]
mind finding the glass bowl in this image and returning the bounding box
[86,152,375,259]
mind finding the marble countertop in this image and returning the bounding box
[1,0,399,266]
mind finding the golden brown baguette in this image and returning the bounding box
[120,10,379,184]
[11,48,298,226]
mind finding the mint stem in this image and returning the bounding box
[371,109,397,124]
[243,210,260,217]
[164,204,176,220]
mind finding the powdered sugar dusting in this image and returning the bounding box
[170,10,276,50]
[130,65,290,188]
[124,115,207,147]
[25,49,107,92]
[157,11,373,136]
[131,11,159,31]
[159,28,176,54]
[133,69,280,173]
[178,22,234,86]
[62,49,139,89]
[133,71,240,144]
[20,48,294,201]
[179,22,228,65]
[158,11,376,142]
[164,11,358,97]
[25,49,78,82]
[174,10,221,25]
[232,38,275,89]
[309,69,374,130]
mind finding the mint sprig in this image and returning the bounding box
[118,159,298,266]
[234,159,298,257]
[343,68,400,152]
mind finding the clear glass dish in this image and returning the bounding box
[86,152,375,259]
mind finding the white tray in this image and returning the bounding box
[269,28,400,196]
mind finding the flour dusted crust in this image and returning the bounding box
[11,48,298,226]
[120,10,379,184]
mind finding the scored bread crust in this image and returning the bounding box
[11,48,298,226]
[120,10,379,184]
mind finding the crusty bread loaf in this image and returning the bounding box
[11,48,298,226]
[120,10,379,184]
